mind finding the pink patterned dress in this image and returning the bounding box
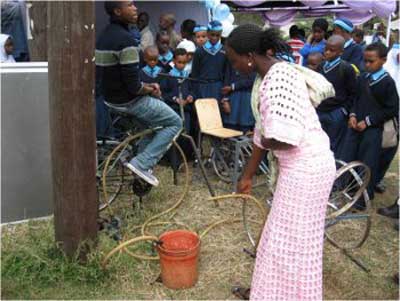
[250,62,336,300]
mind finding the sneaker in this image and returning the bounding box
[124,159,159,187]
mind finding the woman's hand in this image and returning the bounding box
[237,177,252,195]
[237,145,266,195]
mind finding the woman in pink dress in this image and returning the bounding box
[225,25,336,300]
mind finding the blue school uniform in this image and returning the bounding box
[299,40,326,66]
[161,67,195,163]
[339,68,399,201]
[222,62,255,132]
[317,57,357,156]
[161,67,193,132]
[342,38,364,72]
[139,65,163,84]
[157,50,173,72]
[191,40,227,101]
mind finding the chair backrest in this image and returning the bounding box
[194,98,223,132]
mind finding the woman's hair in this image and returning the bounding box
[312,18,329,32]
[226,24,261,54]
[259,28,291,56]
[226,24,291,56]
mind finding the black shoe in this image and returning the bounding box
[377,203,399,219]
[374,181,386,193]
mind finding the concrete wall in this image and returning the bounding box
[1,63,53,223]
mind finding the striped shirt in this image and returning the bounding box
[95,18,143,105]
[287,38,305,65]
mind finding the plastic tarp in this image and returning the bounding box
[230,1,397,26]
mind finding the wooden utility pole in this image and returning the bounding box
[47,1,97,259]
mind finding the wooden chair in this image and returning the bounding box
[195,98,243,139]
[194,98,244,185]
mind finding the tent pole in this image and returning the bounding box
[386,15,391,47]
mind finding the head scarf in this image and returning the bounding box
[177,39,196,53]
[0,34,16,63]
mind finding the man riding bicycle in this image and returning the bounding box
[95,1,182,186]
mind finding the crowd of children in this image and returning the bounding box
[136,17,258,140]
[96,7,399,207]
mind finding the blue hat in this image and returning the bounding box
[208,20,223,32]
[334,18,354,33]
[193,25,207,33]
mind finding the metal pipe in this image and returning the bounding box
[386,15,392,47]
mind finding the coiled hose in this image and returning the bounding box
[100,131,266,268]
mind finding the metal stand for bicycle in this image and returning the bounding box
[158,73,216,197]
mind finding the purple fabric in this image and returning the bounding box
[262,10,297,26]
[300,1,327,8]
[336,11,375,25]
[232,0,329,7]
[231,0,266,7]
[343,0,396,17]
[231,0,396,25]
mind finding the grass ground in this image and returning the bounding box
[1,155,399,300]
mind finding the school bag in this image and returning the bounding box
[382,118,399,148]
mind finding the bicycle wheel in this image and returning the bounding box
[96,139,127,211]
[242,196,268,250]
[325,161,372,250]
[211,142,245,183]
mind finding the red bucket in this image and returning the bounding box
[157,230,201,290]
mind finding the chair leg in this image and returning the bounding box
[181,133,215,197]
[233,139,241,192]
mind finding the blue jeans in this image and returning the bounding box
[317,107,346,157]
[108,96,182,170]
